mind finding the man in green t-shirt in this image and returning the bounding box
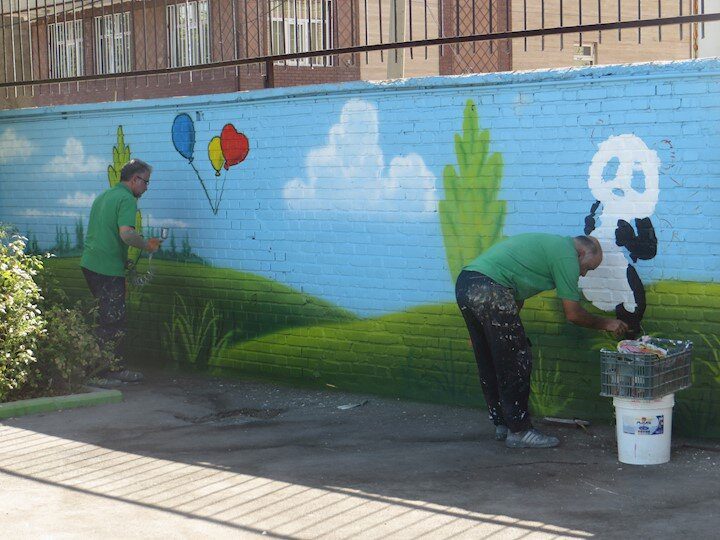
[455,234,628,449]
[81,159,160,383]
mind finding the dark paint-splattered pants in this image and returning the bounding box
[455,270,533,432]
[82,267,126,357]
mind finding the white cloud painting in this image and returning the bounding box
[0,128,34,163]
[43,138,104,175]
[283,99,437,213]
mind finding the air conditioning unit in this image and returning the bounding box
[573,43,597,66]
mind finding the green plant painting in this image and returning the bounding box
[162,294,232,369]
[439,99,505,281]
[107,126,143,265]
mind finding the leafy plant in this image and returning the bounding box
[529,348,573,417]
[162,294,232,368]
[439,99,505,281]
[15,304,118,399]
[0,227,45,401]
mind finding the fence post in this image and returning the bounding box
[264,60,274,88]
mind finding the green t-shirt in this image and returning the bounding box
[80,184,137,277]
[463,233,581,302]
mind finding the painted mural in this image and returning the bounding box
[1,61,719,438]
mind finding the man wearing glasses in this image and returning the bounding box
[81,159,161,384]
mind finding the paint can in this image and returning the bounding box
[613,393,674,465]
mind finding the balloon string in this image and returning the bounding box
[215,169,228,211]
[189,161,218,215]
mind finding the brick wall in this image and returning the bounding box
[1,58,719,437]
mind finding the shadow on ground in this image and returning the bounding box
[1,369,719,538]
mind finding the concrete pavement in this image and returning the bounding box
[1,370,719,538]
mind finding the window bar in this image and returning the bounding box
[560,0,564,49]
[350,0,357,64]
[1,0,7,95]
[598,0,602,44]
[243,0,249,69]
[378,0,384,62]
[679,0,683,40]
[141,0,149,78]
[505,0,510,55]
[333,0,339,65]
[490,0,494,54]
[638,0,642,44]
[540,0,545,51]
[409,0,414,59]
[17,0,27,87]
[438,0,443,56]
[701,0,705,38]
[62,0,70,90]
[163,0,171,82]
[658,0,662,41]
[293,0,299,67]
[110,0,118,78]
[579,0,582,49]
[471,0,475,54]
[40,0,50,84]
[217,0,225,70]
[393,0,398,62]
[52,0,59,90]
[28,0,36,93]
[364,0,369,62]
[424,0,428,59]
[523,0,527,51]
[617,0,621,41]
[306,0,312,65]
[255,0,261,74]
[184,0,192,79]
[454,0,459,54]
[279,0,286,66]
[9,0,18,88]
[231,0,238,77]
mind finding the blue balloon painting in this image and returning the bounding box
[172,113,195,162]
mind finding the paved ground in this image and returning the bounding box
[1,370,719,539]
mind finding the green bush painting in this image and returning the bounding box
[439,100,505,281]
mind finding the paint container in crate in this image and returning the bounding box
[599,338,692,465]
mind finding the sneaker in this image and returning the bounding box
[107,369,144,383]
[87,377,124,389]
[495,425,509,441]
[505,428,559,449]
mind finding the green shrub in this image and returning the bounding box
[17,304,118,398]
[0,227,45,401]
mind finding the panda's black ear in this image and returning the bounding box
[584,200,601,235]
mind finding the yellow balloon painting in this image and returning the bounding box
[208,136,224,177]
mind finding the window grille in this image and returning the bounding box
[167,0,211,68]
[94,12,132,75]
[47,19,84,78]
[269,0,334,66]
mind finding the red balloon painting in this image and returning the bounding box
[220,124,250,170]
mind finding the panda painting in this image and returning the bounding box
[579,134,660,336]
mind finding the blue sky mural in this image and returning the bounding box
[1,68,718,317]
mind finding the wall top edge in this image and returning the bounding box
[1,58,719,120]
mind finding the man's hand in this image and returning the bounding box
[145,238,161,253]
[562,299,629,338]
[603,319,629,338]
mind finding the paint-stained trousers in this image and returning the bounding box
[82,267,126,358]
[455,270,533,433]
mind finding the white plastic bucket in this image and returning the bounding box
[613,393,675,465]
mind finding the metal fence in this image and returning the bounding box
[1,0,719,106]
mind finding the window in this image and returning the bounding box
[47,19,84,78]
[167,0,211,68]
[94,12,132,74]
[270,0,333,66]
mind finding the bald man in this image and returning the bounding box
[455,234,628,448]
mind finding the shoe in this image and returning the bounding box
[505,428,559,448]
[107,369,144,383]
[495,425,509,441]
[87,377,124,389]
